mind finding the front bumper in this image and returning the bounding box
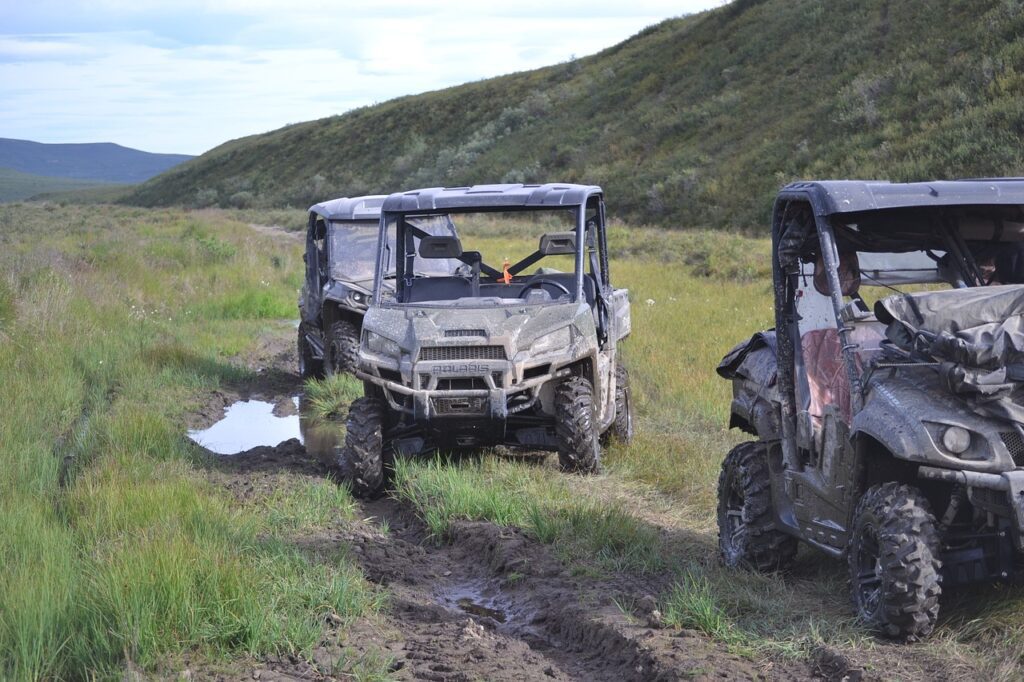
[919,466,1024,549]
[356,361,566,422]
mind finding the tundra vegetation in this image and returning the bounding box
[2,203,1024,679]
[124,0,1024,230]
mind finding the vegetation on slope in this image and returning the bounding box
[127,0,1024,230]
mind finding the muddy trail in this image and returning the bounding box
[185,325,951,681]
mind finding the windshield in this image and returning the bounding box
[330,216,460,281]
[381,207,604,307]
[328,221,379,281]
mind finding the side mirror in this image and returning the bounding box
[538,232,576,256]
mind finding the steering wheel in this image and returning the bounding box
[519,278,571,298]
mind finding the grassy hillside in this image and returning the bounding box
[0,167,118,202]
[127,0,1024,230]
[0,138,193,183]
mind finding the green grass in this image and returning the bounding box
[393,458,666,574]
[0,203,381,680]
[126,0,1024,231]
[304,374,365,422]
[6,204,1024,678]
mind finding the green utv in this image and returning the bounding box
[337,183,634,498]
[717,179,1024,640]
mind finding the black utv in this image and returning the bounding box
[298,195,386,377]
[717,179,1024,640]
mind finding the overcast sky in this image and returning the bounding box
[0,1,725,155]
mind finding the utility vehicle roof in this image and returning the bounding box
[382,183,602,212]
[308,195,386,221]
[781,179,1024,216]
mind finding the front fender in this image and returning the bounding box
[852,379,1010,474]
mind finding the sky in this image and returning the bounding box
[0,1,725,155]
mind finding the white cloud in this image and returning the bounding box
[0,1,726,154]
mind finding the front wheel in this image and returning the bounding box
[325,319,360,376]
[554,376,601,474]
[337,396,391,499]
[848,483,942,641]
[717,442,797,571]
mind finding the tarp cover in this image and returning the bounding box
[875,285,1024,423]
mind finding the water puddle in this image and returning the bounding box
[456,596,507,623]
[300,405,346,465]
[189,398,301,455]
[438,580,515,627]
[189,395,347,458]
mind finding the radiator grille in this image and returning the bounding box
[420,345,506,362]
[1002,431,1024,466]
[432,396,488,415]
[444,329,486,338]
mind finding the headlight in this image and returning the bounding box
[530,327,571,354]
[350,291,365,304]
[364,331,401,357]
[942,426,971,455]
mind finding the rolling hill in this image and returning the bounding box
[125,0,1024,230]
[0,138,193,184]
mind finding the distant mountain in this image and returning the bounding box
[0,167,120,203]
[125,0,1024,230]
[0,138,193,184]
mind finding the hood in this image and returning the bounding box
[362,300,596,362]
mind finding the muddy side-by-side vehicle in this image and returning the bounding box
[718,179,1024,640]
[337,183,634,498]
[299,195,386,377]
[298,195,461,377]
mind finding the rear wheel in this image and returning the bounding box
[297,327,324,379]
[603,362,634,444]
[554,376,601,473]
[848,483,942,641]
[717,441,797,571]
[325,319,360,376]
[338,396,391,499]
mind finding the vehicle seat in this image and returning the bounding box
[404,277,472,302]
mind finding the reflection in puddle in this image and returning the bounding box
[299,401,346,466]
[456,596,507,623]
[189,398,301,455]
[189,395,347,458]
[439,581,513,627]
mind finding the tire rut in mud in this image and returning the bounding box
[341,498,773,682]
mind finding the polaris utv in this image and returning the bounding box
[338,183,633,498]
[717,179,1024,640]
[298,195,460,377]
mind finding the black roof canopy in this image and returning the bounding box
[382,183,603,213]
[780,179,1024,217]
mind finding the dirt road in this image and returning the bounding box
[186,326,852,682]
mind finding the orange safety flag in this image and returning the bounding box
[502,257,512,285]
